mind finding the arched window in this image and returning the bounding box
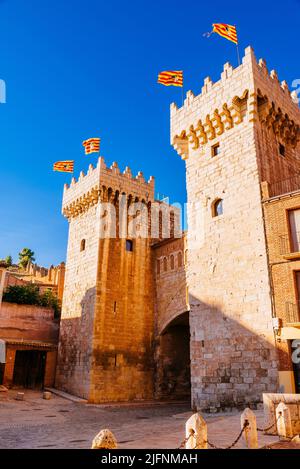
[212,198,223,218]
[163,257,167,272]
[178,251,182,268]
[80,239,86,252]
[157,259,160,275]
[170,255,174,270]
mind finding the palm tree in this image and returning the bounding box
[18,248,35,269]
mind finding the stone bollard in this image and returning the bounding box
[91,429,118,449]
[241,408,258,449]
[43,391,51,400]
[292,435,300,444]
[185,413,208,449]
[276,402,293,440]
[15,392,24,401]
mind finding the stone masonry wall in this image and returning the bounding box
[56,157,156,402]
[55,205,100,399]
[152,235,188,335]
[89,236,154,402]
[171,47,279,411]
[152,235,190,400]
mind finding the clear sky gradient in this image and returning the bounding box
[0,0,299,266]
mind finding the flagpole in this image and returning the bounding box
[181,70,185,106]
[236,44,241,66]
[235,25,241,66]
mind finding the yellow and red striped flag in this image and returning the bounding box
[82,137,100,155]
[157,71,183,87]
[212,24,238,44]
[53,160,74,173]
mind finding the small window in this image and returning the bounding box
[289,209,300,252]
[80,239,86,252]
[178,251,182,267]
[212,199,223,218]
[126,239,133,252]
[170,255,174,270]
[159,211,163,238]
[170,212,175,238]
[163,257,167,272]
[157,259,161,275]
[212,143,220,157]
[279,144,285,157]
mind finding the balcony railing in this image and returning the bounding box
[268,175,300,198]
[279,232,300,256]
[285,302,300,324]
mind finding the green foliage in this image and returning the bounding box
[3,284,61,318]
[39,289,61,318]
[18,248,35,269]
[4,255,12,266]
[3,284,40,305]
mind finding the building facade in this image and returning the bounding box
[263,186,300,393]
[0,302,59,388]
[4,262,65,302]
[0,262,64,389]
[56,47,300,410]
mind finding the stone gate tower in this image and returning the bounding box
[171,47,300,411]
[55,158,155,402]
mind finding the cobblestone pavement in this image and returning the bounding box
[0,389,298,449]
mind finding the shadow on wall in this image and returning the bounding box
[56,288,286,409]
[55,285,154,402]
[187,294,282,412]
[154,311,191,401]
[55,287,96,400]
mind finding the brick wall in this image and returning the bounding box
[263,192,300,375]
[0,302,59,343]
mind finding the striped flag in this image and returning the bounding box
[53,160,74,173]
[82,137,100,155]
[157,71,183,87]
[212,24,238,44]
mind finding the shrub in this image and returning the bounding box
[39,289,61,318]
[3,284,40,305]
[3,284,61,318]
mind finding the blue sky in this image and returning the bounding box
[0,0,299,266]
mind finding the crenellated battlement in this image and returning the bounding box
[62,157,155,219]
[171,46,300,160]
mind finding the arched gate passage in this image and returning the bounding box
[155,311,191,401]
